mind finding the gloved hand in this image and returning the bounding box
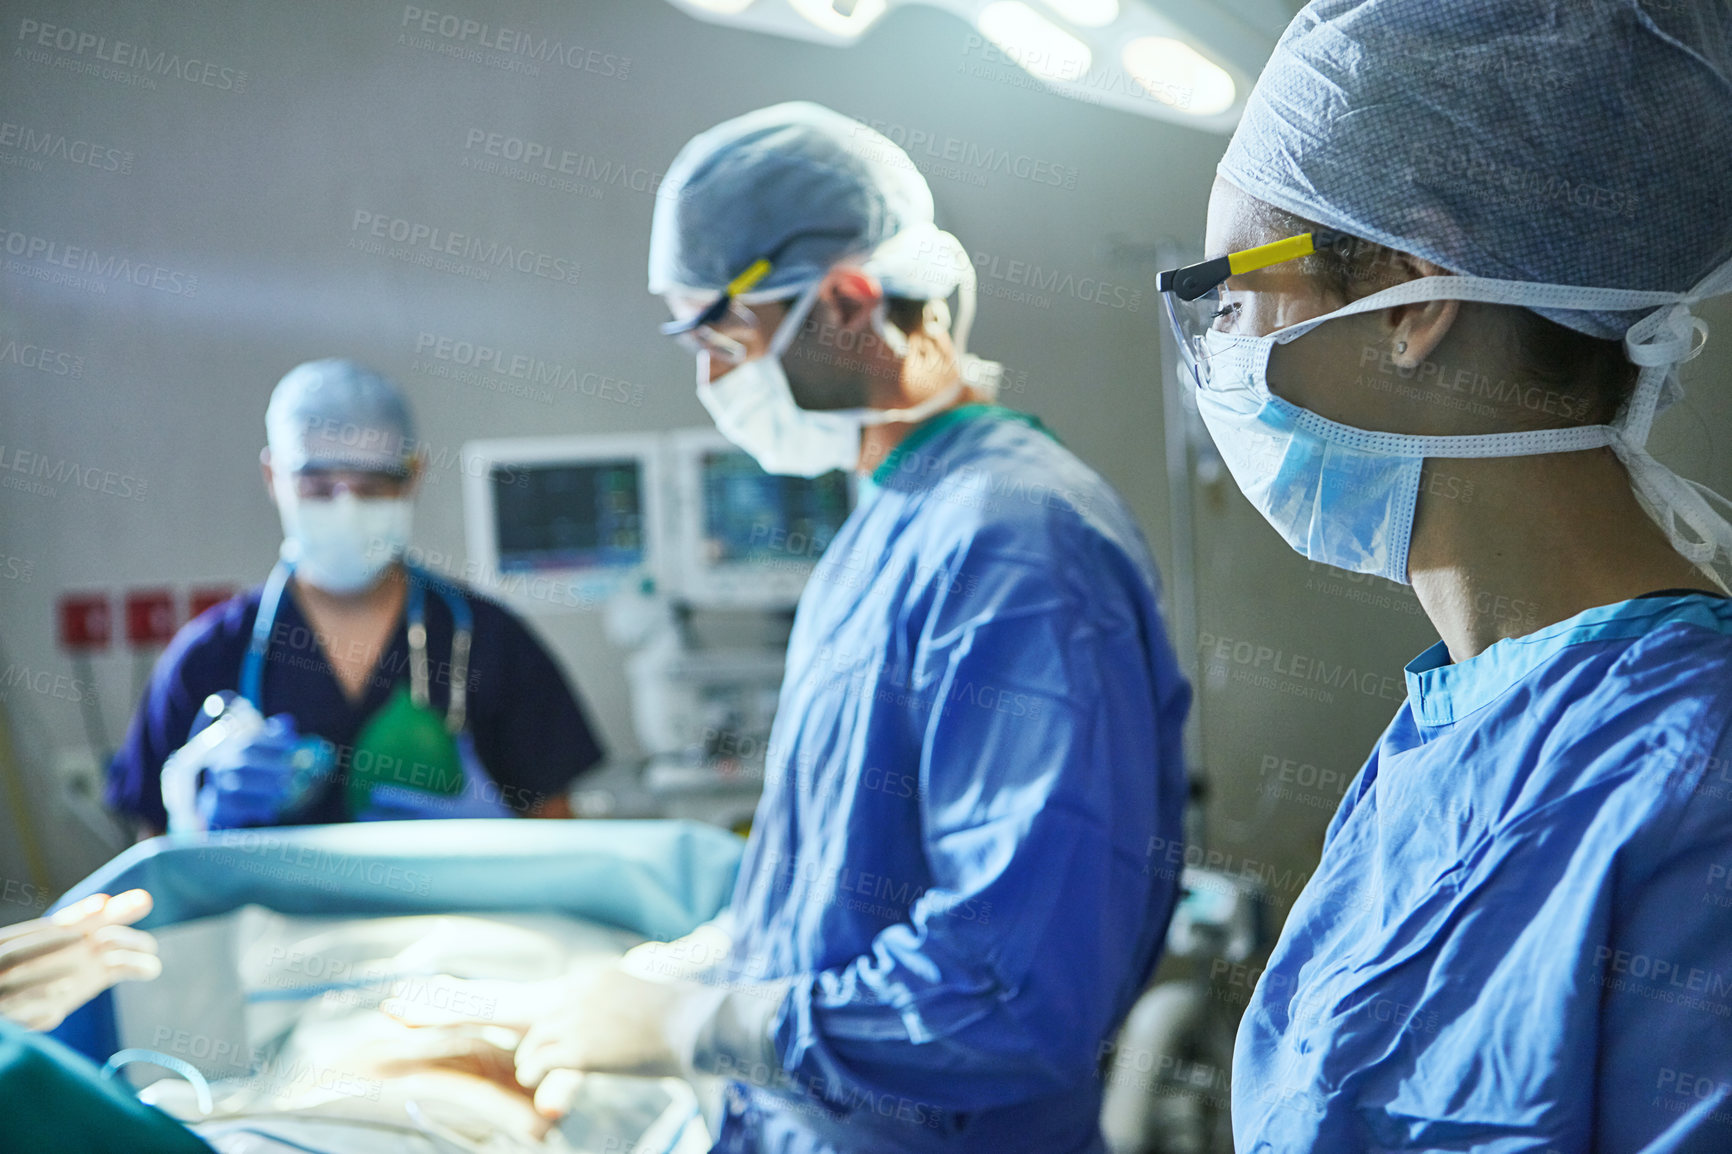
[196,713,333,830]
[379,963,714,1115]
[0,890,161,1031]
[513,962,717,1116]
[619,915,735,984]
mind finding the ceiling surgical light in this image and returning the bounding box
[1121,35,1236,116]
[656,0,1258,129]
[789,0,890,38]
[1038,0,1120,29]
[977,1,1093,83]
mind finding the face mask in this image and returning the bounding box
[275,480,413,594]
[1189,268,1731,587]
[698,282,964,477]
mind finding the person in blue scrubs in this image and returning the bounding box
[1151,2,1732,1149]
[505,104,1192,1153]
[108,359,603,834]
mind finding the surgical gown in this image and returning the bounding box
[710,405,1190,1153]
[1233,592,1732,1152]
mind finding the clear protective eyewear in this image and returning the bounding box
[669,298,761,361]
[660,227,860,362]
[293,467,412,500]
[1155,230,1348,390]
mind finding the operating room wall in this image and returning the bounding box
[2,0,1729,976]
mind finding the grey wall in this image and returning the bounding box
[2,0,1728,983]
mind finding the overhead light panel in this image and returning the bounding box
[977,1,1093,83]
[1038,0,1119,29]
[790,0,889,38]
[658,0,1257,129]
[1121,35,1236,116]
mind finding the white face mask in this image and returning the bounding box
[697,282,964,477]
[275,480,413,594]
[1190,267,1732,589]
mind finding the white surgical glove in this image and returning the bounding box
[618,915,736,984]
[514,961,721,1116]
[0,890,162,1031]
[516,949,793,1118]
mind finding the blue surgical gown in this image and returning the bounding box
[712,406,1191,1153]
[1234,592,1732,1152]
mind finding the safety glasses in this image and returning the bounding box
[1155,230,1346,389]
[294,468,412,500]
[660,228,861,361]
[661,257,774,360]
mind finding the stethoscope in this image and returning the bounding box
[240,560,473,735]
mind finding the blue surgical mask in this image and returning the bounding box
[1192,353,1427,583]
[1185,275,1695,585]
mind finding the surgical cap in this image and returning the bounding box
[1220,0,1732,340]
[265,359,415,475]
[648,102,972,308]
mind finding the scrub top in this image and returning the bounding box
[712,406,1192,1154]
[107,575,604,830]
[1233,592,1732,1152]
[0,1017,212,1153]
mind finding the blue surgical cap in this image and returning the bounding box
[1220,0,1732,339]
[265,359,415,474]
[648,102,970,305]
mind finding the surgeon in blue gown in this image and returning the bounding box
[505,104,1191,1153]
[1150,1,1732,1149]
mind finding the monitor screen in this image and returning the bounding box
[491,458,647,573]
[699,451,851,568]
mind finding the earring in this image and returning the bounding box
[1396,341,1408,354]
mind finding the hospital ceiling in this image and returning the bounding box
[660,0,1307,132]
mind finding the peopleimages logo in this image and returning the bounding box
[0,227,199,296]
[0,444,148,501]
[972,251,1142,312]
[461,129,662,194]
[0,338,84,378]
[398,6,630,78]
[850,119,1080,191]
[15,18,249,92]
[0,121,133,174]
[412,331,643,406]
[348,210,580,286]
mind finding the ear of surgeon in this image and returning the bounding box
[1202,176,1718,660]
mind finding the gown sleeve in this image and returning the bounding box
[1597,713,1732,1153]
